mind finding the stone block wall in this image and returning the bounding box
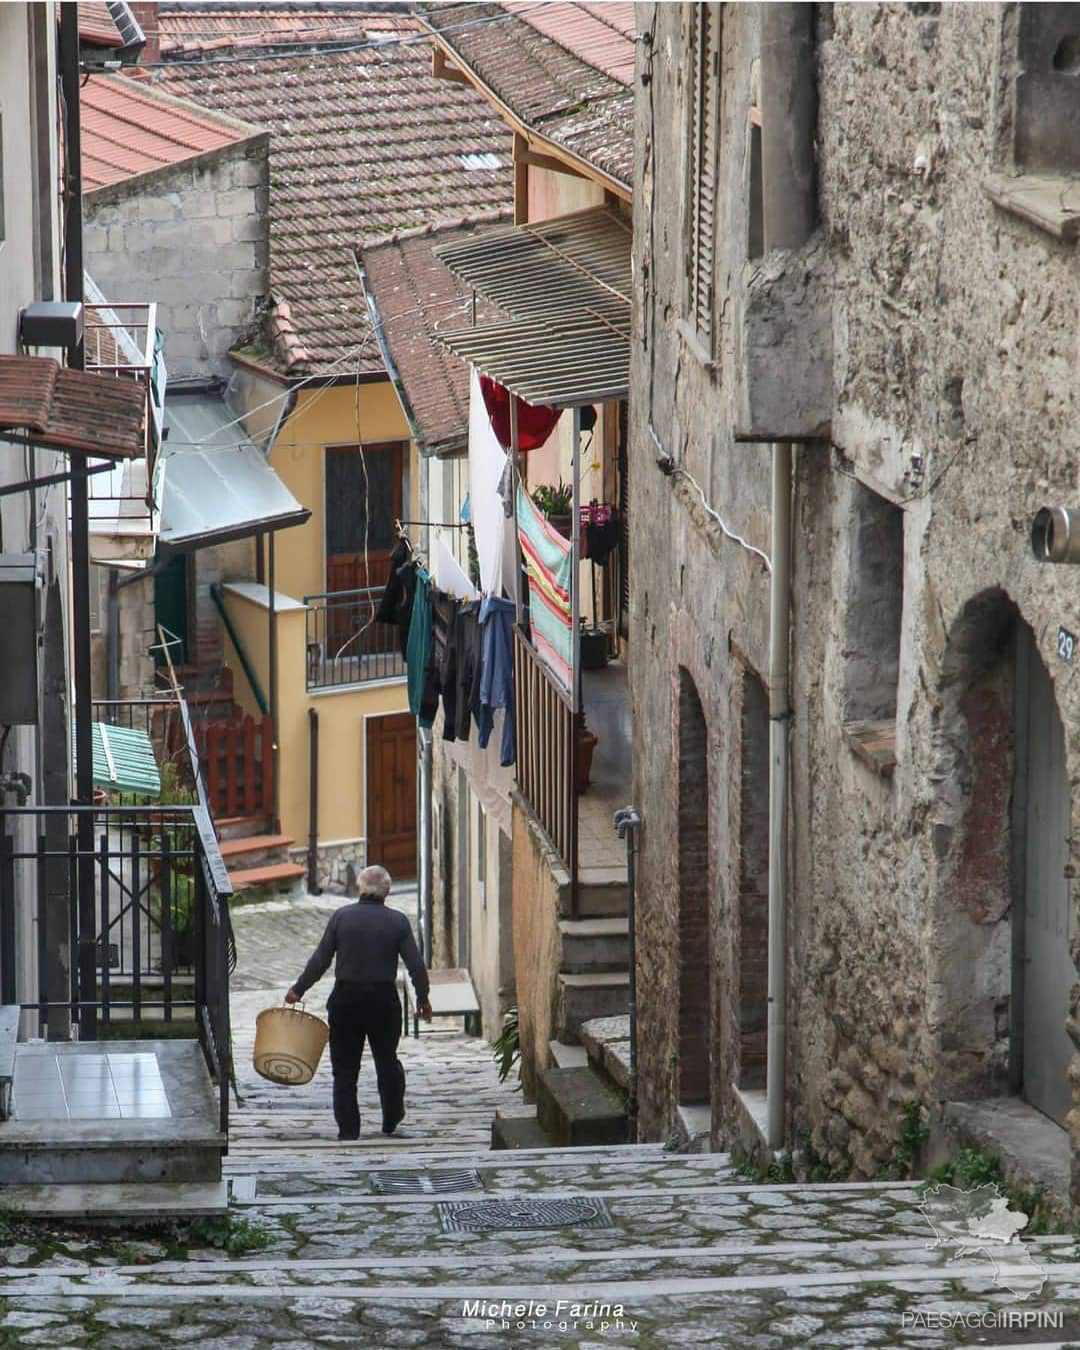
[634,1,1080,1204]
[83,135,270,381]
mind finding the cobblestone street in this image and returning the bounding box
[2,893,1080,1347]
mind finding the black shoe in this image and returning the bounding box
[337,1129,359,1141]
[382,1106,405,1136]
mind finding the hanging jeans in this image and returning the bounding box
[326,980,405,1137]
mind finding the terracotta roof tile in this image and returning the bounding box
[421,1,635,190]
[0,357,146,460]
[504,2,635,86]
[79,1,125,48]
[155,8,514,376]
[360,213,511,455]
[81,74,257,192]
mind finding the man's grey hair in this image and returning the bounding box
[358,864,392,900]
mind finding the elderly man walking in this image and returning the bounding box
[286,865,432,1139]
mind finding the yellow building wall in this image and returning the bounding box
[266,381,411,602]
[222,368,417,852]
[220,583,410,850]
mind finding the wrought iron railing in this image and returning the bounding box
[304,586,405,690]
[0,802,233,1135]
[513,626,578,911]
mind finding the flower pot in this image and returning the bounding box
[575,726,598,793]
[545,512,573,540]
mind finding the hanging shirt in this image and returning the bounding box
[406,568,433,724]
[376,539,418,659]
[476,595,516,767]
[455,602,481,741]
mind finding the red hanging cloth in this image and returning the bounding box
[480,375,562,452]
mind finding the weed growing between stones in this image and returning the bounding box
[732,1150,796,1185]
[919,1147,1066,1235]
[493,1007,521,1087]
[182,1215,271,1255]
[875,1100,929,1180]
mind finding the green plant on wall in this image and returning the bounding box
[531,480,573,517]
[493,1007,522,1087]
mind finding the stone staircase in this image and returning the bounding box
[216,815,306,897]
[554,876,630,1046]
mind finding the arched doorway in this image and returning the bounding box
[932,590,1074,1124]
[677,669,711,1104]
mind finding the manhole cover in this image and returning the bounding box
[370,1169,483,1195]
[438,1197,613,1234]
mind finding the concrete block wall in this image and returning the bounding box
[83,137,270,381]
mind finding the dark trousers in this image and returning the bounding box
[326,981,404,1137]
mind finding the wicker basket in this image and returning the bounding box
[253,1004,329,1085]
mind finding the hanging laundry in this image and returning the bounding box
[376,537,418,659]
[455,600,481,742]
[420,589,459,740]
[406,567,433,726]
[475,595,516,768]
[480,374,562,452]
[517,483,573,692]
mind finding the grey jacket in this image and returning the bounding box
[292,896,430,1001]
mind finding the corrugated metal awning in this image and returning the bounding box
[75,721,161,797]
[156,393,310,555]
[432,206,631,408]
[0,355,146,458]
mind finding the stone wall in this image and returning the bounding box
[634,2,1080,1201]
[83,134,269,381]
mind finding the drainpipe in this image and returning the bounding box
[760,2,816,1151]
[615,806,640,1142]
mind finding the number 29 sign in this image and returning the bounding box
[1058,626,1076,665]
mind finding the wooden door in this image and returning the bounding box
[325,442,404,595]
[1016,627,1073,1125]
[366,712,417,881]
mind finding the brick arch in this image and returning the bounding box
[677,667,712,1104]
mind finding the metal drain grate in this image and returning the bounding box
[369,1168,483,1195]
[438,1197,613,1234]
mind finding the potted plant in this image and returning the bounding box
[531,479,574,538]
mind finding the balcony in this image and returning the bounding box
[513,629,630,911]
[83,299,161,532]
[304,586,405,691]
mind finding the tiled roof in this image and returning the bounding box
[421,2,635,192]
[504,2,635,86]
[154,8,514,376]
[79,2,125,47]
[81,74,257,192]
[359,213,511,456]
[156,6,378,57]
[0,356,146,460]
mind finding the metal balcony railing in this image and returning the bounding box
[0,801,233,1135]
[304,586,405,691]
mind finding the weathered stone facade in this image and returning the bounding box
[633,2,1080,1204]
[83,132,268,381]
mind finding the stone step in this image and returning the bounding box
[558,916,629,972]
[227,861,307,893]
[567,869,628,918]
[556,971,629,1043]
[215,815,265,841]
[536,1065,628,1148]
[218,833,295,868]
[491,1114,553,1150]
[549,1038,589,1068]
[0,1179,228,1218]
